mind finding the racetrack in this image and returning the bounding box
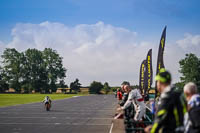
[0,95,117,133]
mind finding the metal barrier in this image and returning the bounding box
[124,104,153,133]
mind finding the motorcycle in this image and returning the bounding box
[45,102,51,111]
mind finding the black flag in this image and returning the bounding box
[156,26,166,74]
[155,26,167,96]
[146,49,153,93]
[139,60,146,94]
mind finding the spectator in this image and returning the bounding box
[119,81,130,106]
[117,88,123,101]
[184,82,200,133]
[114,90,117,98]
[118,85,146,121]
[115,82,132,119]
[145,68,186,133]
[119,84,128,106]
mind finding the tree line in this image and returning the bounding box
[0,48,66,93]
[88,53,200,93]
[54,53,200,94]
[0,47,112,94]
[69,79,112,94]
[1,48,197,94]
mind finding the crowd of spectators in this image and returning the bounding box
[114,69,200,133]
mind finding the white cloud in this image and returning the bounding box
[164,34,200,83]
[0,21,200,86]
[176,33,200,54]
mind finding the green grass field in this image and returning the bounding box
[0,94,83,107]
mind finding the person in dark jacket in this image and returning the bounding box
[145,69,187,133]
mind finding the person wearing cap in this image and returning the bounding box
[118,84,146,121]
[145,68,187,133]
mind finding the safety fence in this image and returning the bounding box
[124,104,153,133]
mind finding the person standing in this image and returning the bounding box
[117,88,123,101]
[145,69,187,133]
[183,82,200,133]
[114,82,131,119]
[119,81,130,106]
[118,85,146,121]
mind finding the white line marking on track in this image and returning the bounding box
[72,96,80,98]
[109,123,114,133]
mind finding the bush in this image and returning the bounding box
[89,81,103,94]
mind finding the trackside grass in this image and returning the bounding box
[0,94,84,107]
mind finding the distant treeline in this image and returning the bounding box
[0,48,67,93]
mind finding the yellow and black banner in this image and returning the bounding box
[156,26,166,74]
[155,26,167,96]
[145,49,153,94]
[139,60,146,94]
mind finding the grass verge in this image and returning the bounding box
[0,93,84,107]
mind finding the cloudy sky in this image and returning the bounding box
[0,0,200,86]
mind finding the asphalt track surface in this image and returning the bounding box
[0,95,117,133]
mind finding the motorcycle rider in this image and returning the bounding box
[43,96,52,108]
[118,84,146,121]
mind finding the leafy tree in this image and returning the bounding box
[1,48,23,92]
[57,80,68,88]
[131,85,139,89]
[0,48,67,93]
[111,87,118,92]
[179,53,200,91]
[0,66,9,92]
[43,48,66,92]
[89,81,103,94]
[22,48,47,93]
[70,78,81,93]
[103,82,111,94]
[174,82,184,91]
